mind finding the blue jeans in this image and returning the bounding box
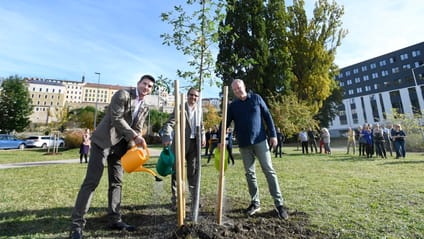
[238,140,284,207]
[394,140,406,158]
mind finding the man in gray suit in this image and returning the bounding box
[70,75,155,239]
[160,87,205,211]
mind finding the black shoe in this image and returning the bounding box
[246,203,260,216]
[109,221,136,232]
[276,206,289,220]
[70,228,82,239]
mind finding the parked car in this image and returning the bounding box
[24,135,65,149]
[0,134,26,150]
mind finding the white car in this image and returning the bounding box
[25,136,65,149]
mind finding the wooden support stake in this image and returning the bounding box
[216,86,229,225]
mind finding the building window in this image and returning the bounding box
[392,67,399,73]
[357,87,362,93]
[379,60,386,66]
[353,68,359,74]
[412,50,421,57]
[363,75,369,81]
[374,83,379,90]
[402,64,411,69]
[370,96,379,122]
[345,71,351,76]
[381,70,389,77]
[348,89,354,95]
[355,77,361,83]
[389,57,396,63]
[361,65,368,71]
[347,79,352,85]
[414,61,423,68]
[378,94,386,120]
[408,87,421,115]
[339,81,345,87]
[365,85,371,91]
[390,90,404,114]
[400,53,408,60]
[370,63,377,69]
[372,72,379,79]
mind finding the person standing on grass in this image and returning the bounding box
[307,127,318,153]
[204,127,212,156]
[346,127,356,155]
[70,75,155,239]
[160,87,206,211]
[382,124,393,157]
[392,124,407,159]
[222,79,288,220]
[79,128,91,163]
[226,127,235,165]
[321,128,331,155]
[274,127,284,158]
[207,125,219,164]
[299,128,309,154]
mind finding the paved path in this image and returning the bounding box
[0,148,162,169]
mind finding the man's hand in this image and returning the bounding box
[134,135,147,148]
[269,137,277,150]
[162,140,171,148]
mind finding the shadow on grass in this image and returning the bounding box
[381,160,424,165]
[0,204,176,238]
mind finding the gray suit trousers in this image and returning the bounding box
[71,143,124,229]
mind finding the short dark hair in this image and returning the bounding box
[187,87,199,96]
[139,74,155,83]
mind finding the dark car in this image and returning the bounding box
[0,134,26,150]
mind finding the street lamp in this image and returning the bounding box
[94,72,101,129]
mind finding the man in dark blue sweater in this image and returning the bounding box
[225,79,288,220]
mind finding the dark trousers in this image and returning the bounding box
[301,141,309,154]
[71,143,124,230]
[309,140,318,153]
[227,145,234,164]
[274,144,282,158]
[171,139,199,204]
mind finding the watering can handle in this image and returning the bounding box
[130,144,150,159]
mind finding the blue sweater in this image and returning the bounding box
[226,92,276,147]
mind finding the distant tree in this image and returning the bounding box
[268,94,318,138]
[68,106,95,130]
[149,109,169,134]
[216,0,270,97]
[314,82,343,128]
[287,0,347,113]
[203,104,221,129]
[0,75,33,133]
[161,0,227,91]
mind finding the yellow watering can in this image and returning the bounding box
[121,145,162,181]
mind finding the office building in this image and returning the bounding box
[331,42,424,136]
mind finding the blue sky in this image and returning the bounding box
[0,0,423,98]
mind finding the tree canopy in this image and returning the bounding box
[0,75,33,133]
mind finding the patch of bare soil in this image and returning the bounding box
[104,197,336,239]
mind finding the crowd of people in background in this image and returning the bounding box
[297,127,332,154]
[354,123,407,159]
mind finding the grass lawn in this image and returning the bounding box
[0,145,423,238]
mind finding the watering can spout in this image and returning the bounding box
[121,145,161,181]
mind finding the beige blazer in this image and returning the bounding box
[90,88,149,149]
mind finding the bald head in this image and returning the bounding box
[231,79,247,100]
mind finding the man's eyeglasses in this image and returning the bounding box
[189,93,199,98]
